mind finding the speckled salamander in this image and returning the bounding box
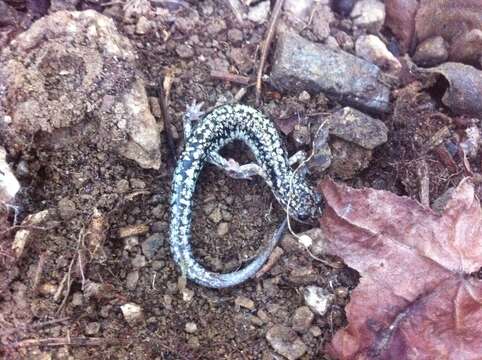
[169,104,322,288]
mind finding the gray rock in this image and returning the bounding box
[329,138,372,179]
[208,207,223,223]
[141,233,163,258]
[327,107,388,149]
[131,254,146,268]
[0,10,161,169]
[292,306,314,333]
[303,286,334,316]
[355,35,401,76]
[126,270,139,290]
[413,36,448,67]
[311,3,335,41]
[120,303,144,326]
[284,0,315,20]
[0,146,20,203]
[350,0,385,32]
[185,322,198,334]
[248,1,270,24]
[85,322,101,335]
[58,198,77,220]
[227,28,244,44]
[270,30,390,113]
[216,222,229,237]
[266,325,307,360]
[234,295,255,310]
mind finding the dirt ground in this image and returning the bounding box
[0,1,479,359]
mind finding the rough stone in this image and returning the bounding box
[327,107,388,149]
[270,30,390,113]
[0,146,20,203]
[0,10,161,169]
[292,306,315,333]
[350,0,386,33]
[303,286,334,316]
[234,296,255,310]
[85,322,101,335]
[248,1,270,24]
[266,325,307,360]
[355,35,401,76]
[126,270,139,290]
[413,36,449,67]
[311,3,335,41]
[185,322,198,334]
[120,303,144,326]
[131,254,147,268]
[58,198,77,220]
[329,138,372,179]
[284,0,315,20]
[217,222,229,237]
[141,233,163,259]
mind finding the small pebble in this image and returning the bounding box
[235,296,255,310]
[217,222,229,237]
[266,325,307,360]
[58,198,77,220]
[413,36,448,67]
[121,303,144,326]
[85,322,101,335]
[227,28,243,44]
[350,0,385,32]
[248,0,270,24]
[116,179,130,193]
[309,326,322,337]
[131,254,146,268]
[292,306,314,333]
[72,292,83,306]
[126,270,139,290]
[303,286,335,316]
[208,207,223,223]
[182,288,194,302]
[185,322,198,334]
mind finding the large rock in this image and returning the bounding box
[270,29,390,113]
[0,10,161,169]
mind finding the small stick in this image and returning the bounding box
[255,0,285,106]
[32,252,47,294]
[417,160,430,207]
[12,336,120,348]
[0,317,69,337]
[157,75,177,164]
[256,246,284,278]
[210,70,252,85]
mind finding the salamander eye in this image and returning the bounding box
[297,212,310,221]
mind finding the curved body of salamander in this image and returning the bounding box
[170,104,321,288]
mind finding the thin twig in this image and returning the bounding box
[255,0,285,106]
[12,336,120,348]
[32,252,47,294]
[158,75,177,164]
[210,70,252,85]
[0,317,70,337]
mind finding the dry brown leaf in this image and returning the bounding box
[385,0,419,53]
[319,178,482,359]
[415,0,482,65]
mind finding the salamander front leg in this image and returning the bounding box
[183,100,205,139]
[208,153,267,180]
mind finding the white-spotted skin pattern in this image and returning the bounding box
[170,104,321,288]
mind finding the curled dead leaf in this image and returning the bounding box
[426,63,482,116]
[319,178,482,359]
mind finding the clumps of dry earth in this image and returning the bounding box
[0,0,481,359]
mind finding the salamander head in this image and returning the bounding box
[280,174,324,222]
